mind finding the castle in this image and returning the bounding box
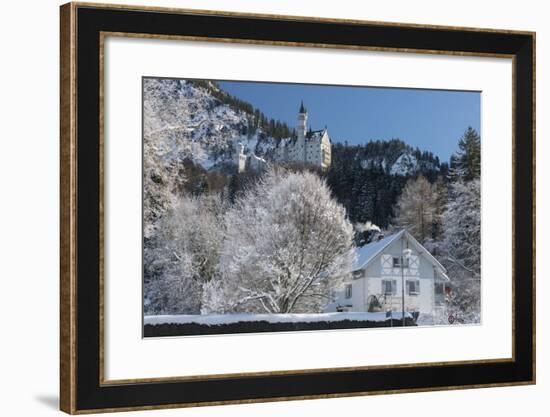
[274,102,332,169]
[235,102,332,173]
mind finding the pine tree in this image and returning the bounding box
[430,177,447,256]
[355,176,376,223]
[454,127,481,181]
[437,128,482,323]
[439,179,481,322]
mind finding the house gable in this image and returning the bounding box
[352,230,449,282]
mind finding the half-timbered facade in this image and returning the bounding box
[326,230,449,323]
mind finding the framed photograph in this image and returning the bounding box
[60,2,535,414]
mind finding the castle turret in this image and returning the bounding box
[235,143,246,173]
[297,101,308,140]
[296,101,308,159]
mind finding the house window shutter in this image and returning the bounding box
[381,254,393,268]
[409,255,419,269]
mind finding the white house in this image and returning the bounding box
[327,230,449,323]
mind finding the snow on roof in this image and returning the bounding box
[277,136,296,147]
[351,229,449,279]
[250,153,266,163]
[276,129,328,148]
[306,128,328,141]
[352,230,405,272]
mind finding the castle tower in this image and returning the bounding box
[236,143,246,173]
[296,101,308,160]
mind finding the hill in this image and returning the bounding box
[143,78,447,229]
[143,78,292,172]
[326,140,446,227]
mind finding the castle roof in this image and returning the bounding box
[306,129,326,139]
[276,128,329,149]
[306,128,328,141]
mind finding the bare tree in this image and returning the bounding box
[393,175,445,250]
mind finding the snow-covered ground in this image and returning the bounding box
[416,311,456,326]
[144,311,413,326]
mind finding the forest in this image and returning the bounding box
[144,127,481,323]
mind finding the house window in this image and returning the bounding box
[434,282,445,305]
[407,280,420,295]
[382,280,397,296]
[392,257,409,268]
[345,284,353,299]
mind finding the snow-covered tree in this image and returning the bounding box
[440,179,481,322]
[200,279,228,315]
[442,180,480,276]
[144,193,226,314]
[392,175,446,250]
[143,158,186,240]
[219,169,354,314]
[437,127,481,323]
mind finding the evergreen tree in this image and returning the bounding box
[437,128,482,323]
[430,177,447,255]
[453,127,481,181]
[354,174,376,223]
[439,179,481,323]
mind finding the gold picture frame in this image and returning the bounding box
[60,2,535,413]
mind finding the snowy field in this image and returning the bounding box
[144,311,413,326]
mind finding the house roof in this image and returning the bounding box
[352,230,405,271]
[352,229,449,280]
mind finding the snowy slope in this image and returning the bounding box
[390,153,418,175]
[143,78,281,171]
[354,139,441,177]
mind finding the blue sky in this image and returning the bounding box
[218,80,480,163]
